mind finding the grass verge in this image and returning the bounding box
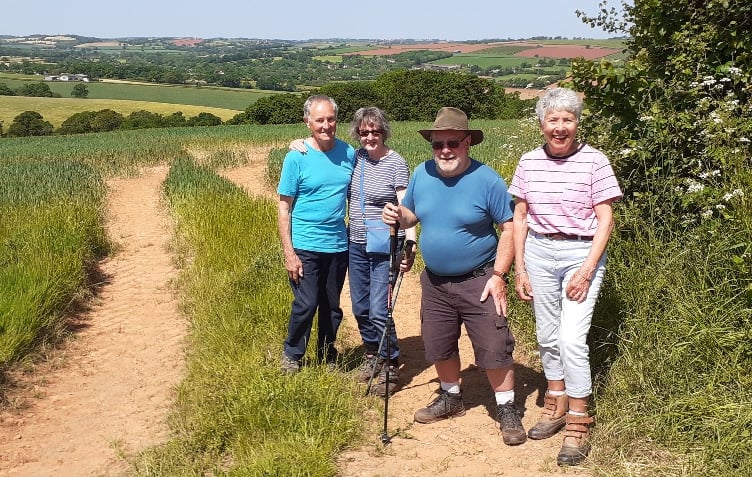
[0,159,107,371]
[134,155,367,475]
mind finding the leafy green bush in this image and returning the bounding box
[573,0,752,232]
[7,111,54,137]
[570,2,752,473]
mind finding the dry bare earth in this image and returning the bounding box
[0,165,186,476]
[0,148,590,477]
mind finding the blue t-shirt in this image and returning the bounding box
[402,158,514,276]
[277,139,355,253]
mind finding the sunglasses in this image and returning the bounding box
[431,134,469,150]
[358,129,384,137]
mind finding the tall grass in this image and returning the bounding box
[589,184,752,474]
[0,123,320,372]
[135,155,366,475]
[0,124,303,176]
[0,159,107,367]
[4,119,748,475]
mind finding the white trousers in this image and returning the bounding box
[524,232,606,398]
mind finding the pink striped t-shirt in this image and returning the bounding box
[508,144,622,236]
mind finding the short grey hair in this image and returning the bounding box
[349,107,392,142]
[303,95,338,120]
[535,87,583,124]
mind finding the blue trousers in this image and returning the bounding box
[283,249,348,362]
[348,241,400,361]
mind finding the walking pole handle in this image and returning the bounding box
[403,239,417,261]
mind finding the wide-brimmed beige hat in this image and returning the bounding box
[418,107,484,146]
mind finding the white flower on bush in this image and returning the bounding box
[739,137,750,144]
[722,189,744,201]
[728,66,742,78]
[701,209,713,218]
[686,179,705,193]
[699,170,720,179]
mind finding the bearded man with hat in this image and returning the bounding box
[382,107,526,445]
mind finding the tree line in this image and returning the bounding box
[229,70,534,125]
[1,80,90,98]
[1,70,535,137]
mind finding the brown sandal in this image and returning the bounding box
[557,413,594,466]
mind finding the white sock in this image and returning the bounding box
[548,390,566,396]
[440,381,461,394]
[568,410,587,416]
[495,390,515,405]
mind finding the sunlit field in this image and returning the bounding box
[1,114,749,475]
[0,73,272,111]
[0,95,240,127]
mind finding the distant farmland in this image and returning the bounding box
[0,74,271,111]
[344,39,624,60]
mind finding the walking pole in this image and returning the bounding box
[380,222,400,445]
[365,238,415,394]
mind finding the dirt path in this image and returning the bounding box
[222,153,588,477]
[0,149,588,477]
[0,166,186,476]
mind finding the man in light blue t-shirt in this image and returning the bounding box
[277,95,355,374]
[382,107,526,446]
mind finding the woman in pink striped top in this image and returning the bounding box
[508,87,622,466]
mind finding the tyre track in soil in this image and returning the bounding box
[0,165,186,476]
[220,150,589,477]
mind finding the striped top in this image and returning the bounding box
[348,148,410,244]
[508,144,622,236]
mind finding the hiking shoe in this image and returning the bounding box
[414,389,465,423]
[528,392,568,440]
[557,414,594,466]
[280,354,300,375]
[370,365,400,397]
[497,401,527,445]
[324,353,339,371]
[358,354,383,383]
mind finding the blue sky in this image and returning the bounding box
[2,1,617,40]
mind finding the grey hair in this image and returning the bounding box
[535,87,583,123]
[349,107,392,142]
[303,95,338,120]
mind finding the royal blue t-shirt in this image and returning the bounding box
[277,139,355,253]
[402,158,514,276]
